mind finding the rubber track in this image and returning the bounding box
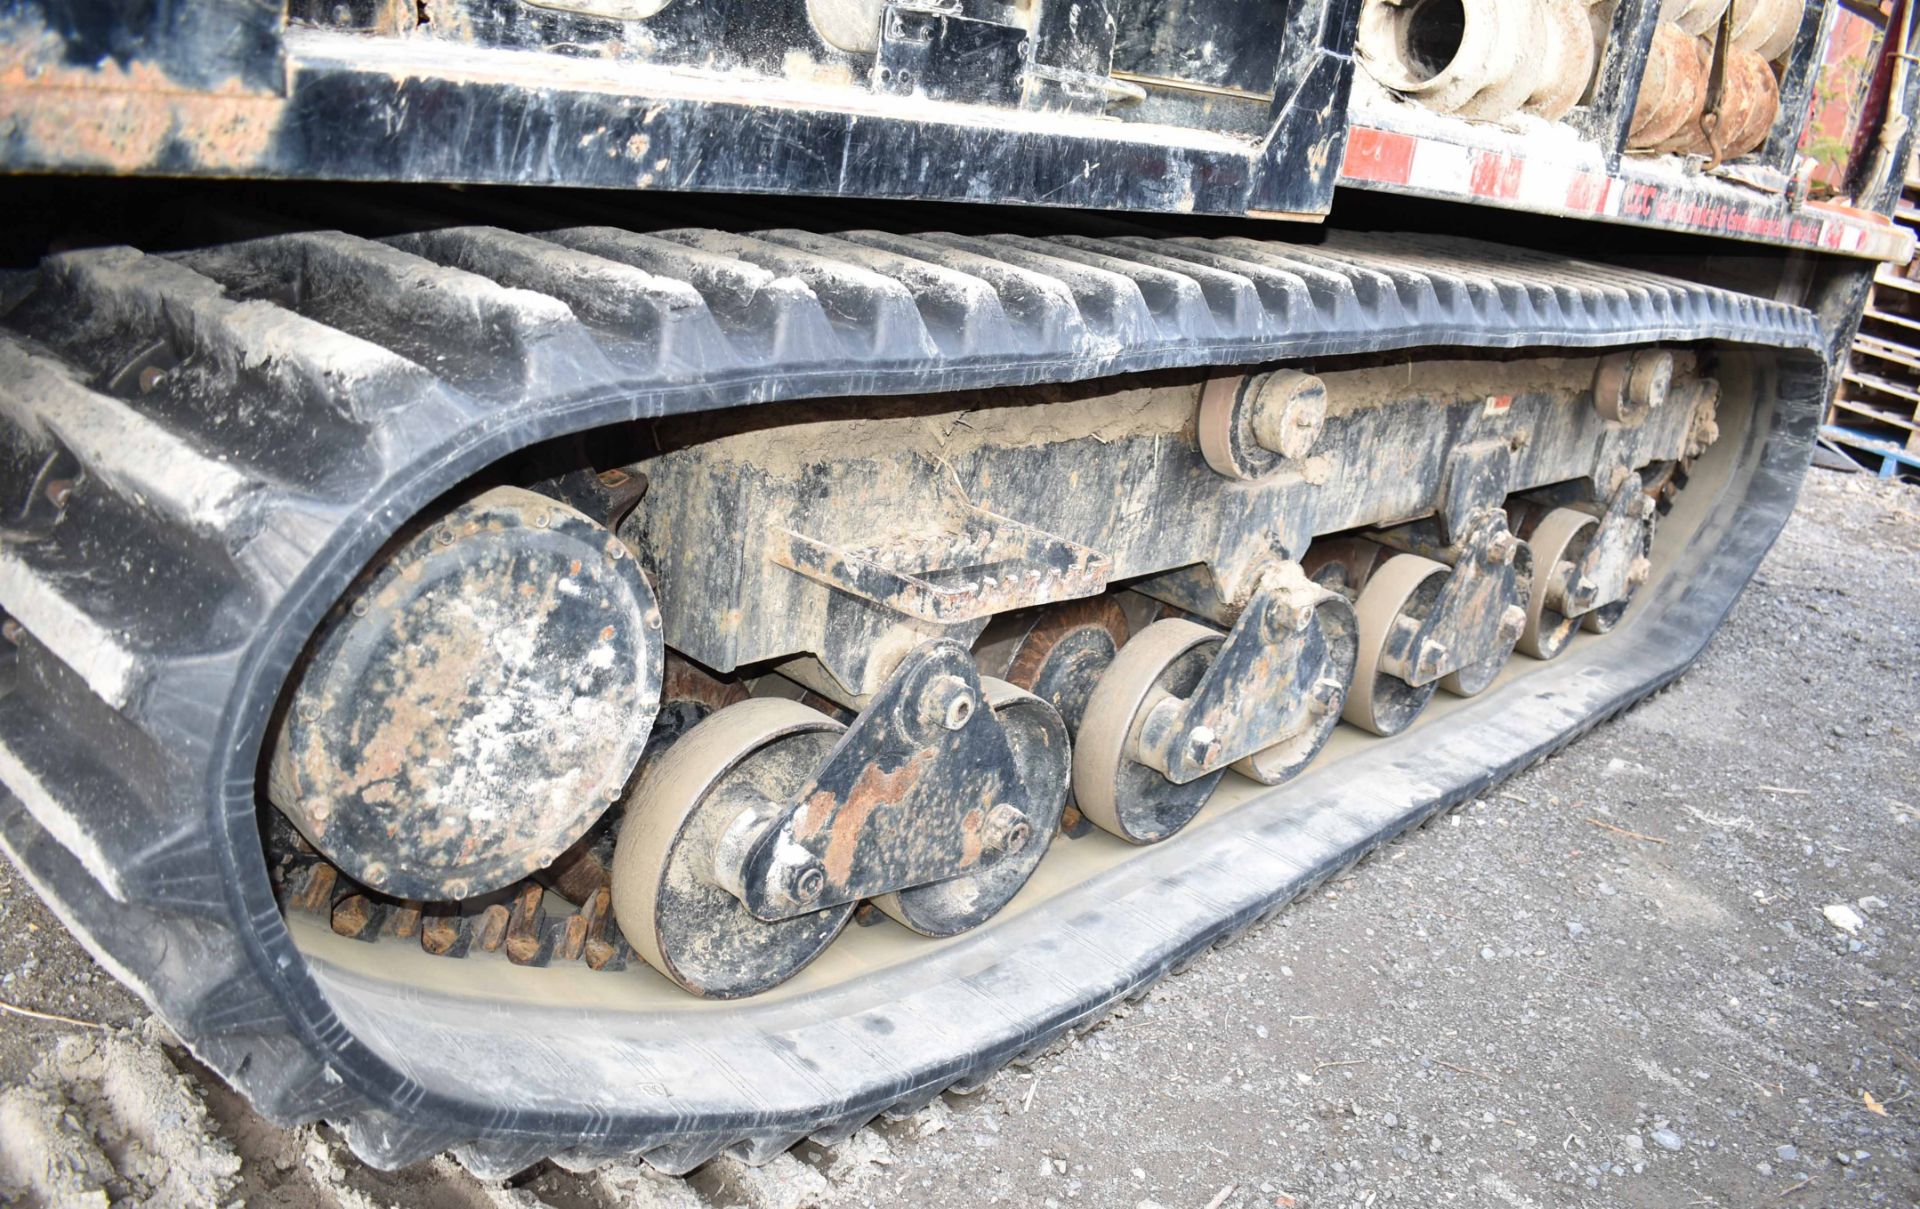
[0,223,1826,1177]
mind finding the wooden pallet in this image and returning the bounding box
[1828,150,1920,479]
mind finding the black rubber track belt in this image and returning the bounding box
[0,224,1827,1177]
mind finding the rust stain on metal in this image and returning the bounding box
[330,894,378,938]
[477,904,511,952]
[0,43,283,174]
[383,901,422,940]
[957,806,985,870]
[290,864,336,915]
[797,751,935,888]
[505,883,545,965]
[420,912,461,955]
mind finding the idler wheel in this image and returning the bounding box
[1073,620,1227,844]
[611,698,853,998]
[1345,553,1450,737]
[267,486,663,902]
[872,680,1069,936]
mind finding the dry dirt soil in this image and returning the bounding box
[2,466,1917,1209]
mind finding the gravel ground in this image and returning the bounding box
[2,466,1917,1209]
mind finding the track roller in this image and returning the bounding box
[1332,508,1533,736]
[872,680,1069,936]
[1072,564,1355,844]
[1511,473,1657,653]
[611,698,852,998]
[612,641,1067,996]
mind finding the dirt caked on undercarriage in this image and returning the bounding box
[0,0,1914,1184]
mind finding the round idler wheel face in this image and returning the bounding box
[267,486,663,902]
[1517,507,1598,660]
[1233,595,1359,786]
[611,699,852,999]
[872,680,1069,937]
[1073,619,1227,845]
[1345,554,1449,737]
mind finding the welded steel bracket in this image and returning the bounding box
[1574,473,1658,615]
[717,640,1034,921]
[771,505,1110,624]
[1130,564,1354,785]
[1373,508,1531,688]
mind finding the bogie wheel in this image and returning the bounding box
[1345,553,1450,737]
[873,679,1070,936]
[1073,619,1226,845]
[611,698,853,998]
[1517,507,1597,660]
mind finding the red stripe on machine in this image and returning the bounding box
[1342,128,1417,185]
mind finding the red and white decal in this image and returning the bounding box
[1339,124,1913,264]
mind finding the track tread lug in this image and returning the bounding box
[835,230,1089,354]
[386,225,740,377]
[655,227,941,361]
[539,225,842,364]
[176,231,615,402]
[918,232,1159,347]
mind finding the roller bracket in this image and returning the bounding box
[1130,563,1355,785]
[721,640,1034,921]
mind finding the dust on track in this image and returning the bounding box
[2,466,1916,1209]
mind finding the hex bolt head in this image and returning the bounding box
[1627,556,1653,587]
[1634,494,1657,520]
[137,365,167,394]
[789,863,826,906]
[981,803,1032,856]
[1499,605,1528,642]
[1187,725,1222,769]
[362,861,389,887]
[44,478,73,510]
[1310,676,1345,715]
[1415,639,1450,680]
[920,674,976,732]
[0,619,20,646]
